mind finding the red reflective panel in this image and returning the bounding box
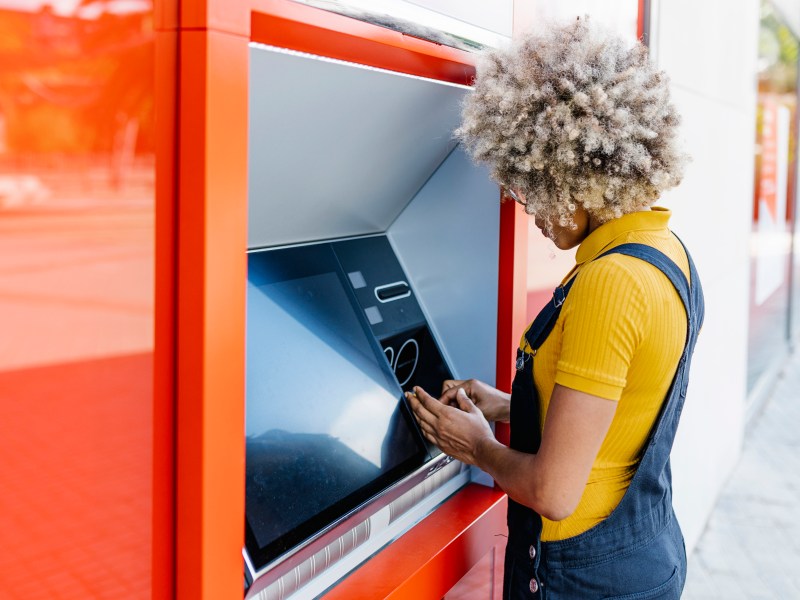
[0,2,157,597]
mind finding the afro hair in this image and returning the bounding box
[456,17,688,229]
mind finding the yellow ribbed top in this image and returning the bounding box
[524,207,689,541]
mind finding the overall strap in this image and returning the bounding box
[523,276,578,351]
[597,241,703,499]
[600,241,705,368]
[539,240,704,564]
[523,241,695,352]
[674,234,705,334]
[597,243,692,320]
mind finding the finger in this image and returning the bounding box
[441,379,465,393]
[414,386,446,416]
[406,391,437,426]
[455,388,477,413]
[417,420,436,438]
[439,386,460,407]
[414,420,437,443]
[421,429,438,445]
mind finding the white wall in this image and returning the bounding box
[518,0,639,41]
[651,0,760,553]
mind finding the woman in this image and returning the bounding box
[407,18,704,600]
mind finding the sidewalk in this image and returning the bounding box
[683,350,800,599]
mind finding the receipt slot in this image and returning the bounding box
[243,20,503,600]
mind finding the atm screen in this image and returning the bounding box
[245,243,429,570]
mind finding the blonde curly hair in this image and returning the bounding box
[456,17,688,228]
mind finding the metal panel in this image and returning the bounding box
[388,146,499,386]
[248,44,469,249]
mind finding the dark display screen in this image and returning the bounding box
[245,245,428,570]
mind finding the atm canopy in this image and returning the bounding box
[248,44,471,249]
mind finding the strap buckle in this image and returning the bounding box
[553,286,566,308]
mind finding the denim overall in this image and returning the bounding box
[504,242,704,600]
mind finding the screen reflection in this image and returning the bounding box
[245,266,423,552]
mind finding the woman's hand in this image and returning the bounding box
[440,379,511,423]
[406,386,495,465]
[408,382,618,522]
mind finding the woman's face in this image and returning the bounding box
[510,189,594,250]
[534,207,591,250]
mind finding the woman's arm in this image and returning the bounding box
[408,383,616,522]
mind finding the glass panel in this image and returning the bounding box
[794,150,800,341]
[245,244,428,569]
[0,3,156,597]
[747,0,798,393]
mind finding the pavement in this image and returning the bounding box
[683,350,800,599]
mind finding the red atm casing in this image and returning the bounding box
[155,0,531,597]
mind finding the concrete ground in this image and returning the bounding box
[683,350,800,599]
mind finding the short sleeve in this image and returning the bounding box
[554,257,648,401]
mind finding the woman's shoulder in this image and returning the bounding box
[574,239,689,311]
[571,254,648,307]
[584,232,690,284]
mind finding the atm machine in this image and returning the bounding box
[243,33,503,600]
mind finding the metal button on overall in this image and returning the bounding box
[529,579,538,593]
[529,545,536,559]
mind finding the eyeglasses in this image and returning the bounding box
[502,187,525,206]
